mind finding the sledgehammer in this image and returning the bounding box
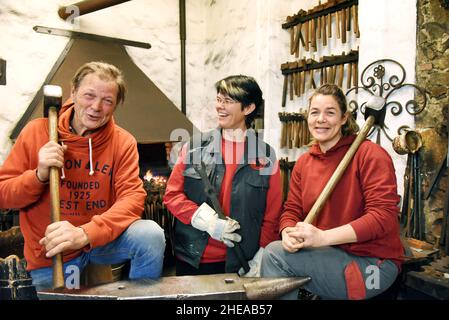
[43,85,65,289]
[304,95,386,224]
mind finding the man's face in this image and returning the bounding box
[215,93,254,131]
[70,73,118,136]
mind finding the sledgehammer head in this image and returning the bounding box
[364,95,386,126]
[43,85,62,118]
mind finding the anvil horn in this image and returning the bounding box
[244,276,312,300]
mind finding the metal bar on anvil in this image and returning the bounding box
[37,274,311,300]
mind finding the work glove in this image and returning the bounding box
[238,247,265,277]
[191,203,242,247]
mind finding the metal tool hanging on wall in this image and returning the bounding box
[279,158,295,202]
[281,50,358,107]
[0,58,6,85]
[284,0,360,57]
[346,59,428,238]
[279,111,310,149]
[394,128,425,241]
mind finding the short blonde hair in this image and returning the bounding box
[71,61,126,105]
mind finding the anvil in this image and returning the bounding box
[37,273,311,300]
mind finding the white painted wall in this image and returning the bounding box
[193,0,417,196]
[0,0,206,160]
[0,1,69,160]
[357,0,417,196]
[0,0,417,196]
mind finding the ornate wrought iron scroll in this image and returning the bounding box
[346,59,428,143]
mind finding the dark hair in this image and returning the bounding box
[309,84,359,136]
[71,61,126,105]
[215,75,264,128]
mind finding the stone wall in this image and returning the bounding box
[416,0,449,243]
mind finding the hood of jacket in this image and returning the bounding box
[57,98,115,154]
[309,134,357,159]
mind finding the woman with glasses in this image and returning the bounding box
[163,75,282,276]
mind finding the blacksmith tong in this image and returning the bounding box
[194,161,250,273]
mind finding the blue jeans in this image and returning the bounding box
[30,219,166,291]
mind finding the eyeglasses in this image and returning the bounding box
[216,96,238,105]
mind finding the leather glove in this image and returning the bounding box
[238,247,264,277]
[191,203,242,247]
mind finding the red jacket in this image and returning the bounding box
[281,135,404,268]
[0,101,146,270]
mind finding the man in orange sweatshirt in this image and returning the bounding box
[0,61,165,290]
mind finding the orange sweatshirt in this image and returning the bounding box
[0,101,146,271]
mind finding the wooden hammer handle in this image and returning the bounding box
[294,24,302,57]
[304,20,309,51]
[337,63,344,88]
[282,75,288,107]
[290,26,295,55]
[346,63,352,89]
[289,74,294,101]
[341,8,346,43]
[336,11,340,39]
[323,15,327,46]
[317,16,321,40]
[352,62,358,93]
[48,108,65,289]
[304,116,376,224]
[281,119,287,148]
[353,5,360,37]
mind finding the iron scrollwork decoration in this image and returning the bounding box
[346,59,428,143]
